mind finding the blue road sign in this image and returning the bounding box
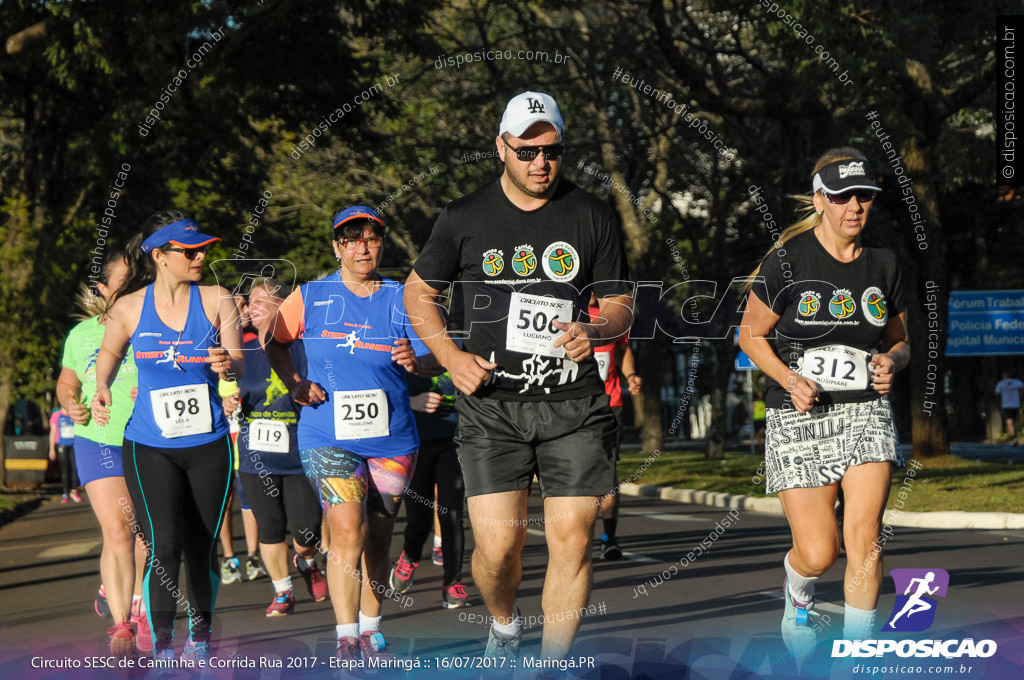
[733,330,758,371]
[947,290,1024,356]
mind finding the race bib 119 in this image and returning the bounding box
[249,419,289,454]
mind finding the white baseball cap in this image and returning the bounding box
[499,91,564,139]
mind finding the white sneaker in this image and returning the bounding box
[781,579,819,658]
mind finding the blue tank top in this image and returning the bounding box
[296,274,419,458]
[124,283,229,448]
[56,413,76,446]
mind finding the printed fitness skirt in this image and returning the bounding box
[764,397,902,494]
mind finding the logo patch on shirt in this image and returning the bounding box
[482,249,504,277]
[862,287,888,326]
[511,244,537,276]
[829,289,856,319]
[542,241,579,282]
[798,291,821,318]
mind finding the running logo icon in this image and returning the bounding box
[511,244,537,276]
[829,288,856,319]
[861,286,888,327]
[482,249,504,276]
[882,568,949,632]
[542,241,579,282]
[798,291,821,318]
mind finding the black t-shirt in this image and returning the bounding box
[413,178,631,401]
[752,230,905,408]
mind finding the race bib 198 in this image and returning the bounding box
[798,344,871,391]
[332,389,389,439]
[249,419,289,454]
[151,384,213,439]
[506,293,574,358]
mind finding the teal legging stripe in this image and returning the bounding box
[130,440,161,646]
[202,434,235,631]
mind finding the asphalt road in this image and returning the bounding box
[1,488,1023,680]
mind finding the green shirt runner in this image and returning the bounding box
[61,315,138,444]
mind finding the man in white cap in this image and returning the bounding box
[404,91,633,660]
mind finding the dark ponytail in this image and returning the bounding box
[105,209,189,316]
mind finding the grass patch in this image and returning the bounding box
[617,450,1024,514]
[0,493,38,529]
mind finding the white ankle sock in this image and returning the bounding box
[844,604,877,639]
[784,552,818,604]
[272,577,293,594]
[359,612,381,633]
[433,534,442,548]
[336,623,359,640]
[491,608,521,637]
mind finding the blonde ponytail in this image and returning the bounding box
[74,283,109,320]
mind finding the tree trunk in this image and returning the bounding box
[901,141,950,458]
[635,333,669,455]
[0,379,11,488]
[706,339,734,459]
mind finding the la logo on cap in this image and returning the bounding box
[838,161,865,178]
[526,97,546,114]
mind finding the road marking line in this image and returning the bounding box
[619,552,661,564]
[526,529,662,564]
[618,510,712,522]
[38,540,101,559]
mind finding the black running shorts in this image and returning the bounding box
[454,392,617,498]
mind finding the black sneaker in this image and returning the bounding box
[389,551,418,594]
[600,533,622,560]
[442,583,471,608]
[94,586,111,617]
[246,554,269,581]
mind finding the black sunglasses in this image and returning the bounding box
[503,139,565,162]
[162,245,210,260]
[823,190,877,205]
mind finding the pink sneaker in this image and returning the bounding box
[108,621,135,658]
[131,598,153,652]
[294,554,329,602]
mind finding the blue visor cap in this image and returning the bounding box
[141,219,222,253]
[332,205,384,232]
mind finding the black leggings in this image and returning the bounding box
[239,471,322,546]
[123,437,232,649]
[402,437,466,586]
[56,444,78,494]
